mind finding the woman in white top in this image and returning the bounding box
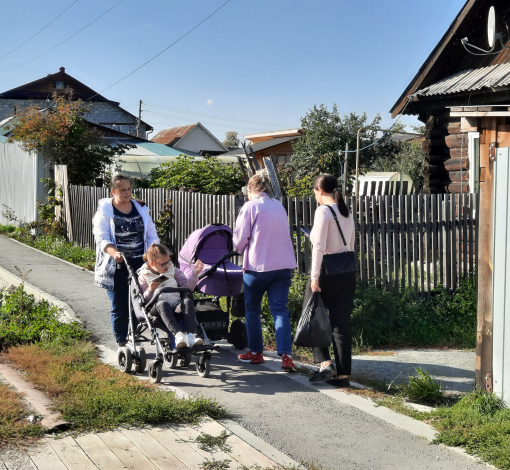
[307,174,356,387]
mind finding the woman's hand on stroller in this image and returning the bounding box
[193,260,204,275]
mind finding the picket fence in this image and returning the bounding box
[65,186,478,296]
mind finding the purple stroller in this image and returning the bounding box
[179,223,248,349]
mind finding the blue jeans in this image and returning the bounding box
[107,260,141,344]
[243,269,292,355]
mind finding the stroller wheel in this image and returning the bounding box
[148,361,163,384]
[168,353,179,369]
[134,346,147,374]
[117,347,132,373]
[179,353,192,368]
[196,357,211,378]
[230,319,248,350]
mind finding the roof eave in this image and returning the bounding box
[390,0,475,118]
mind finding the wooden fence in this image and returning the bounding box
[65,186,478,295]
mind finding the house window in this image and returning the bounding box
[468,132,480,193]
[275,155,292,165]
[55,81,65,89]
[102,123,131,134]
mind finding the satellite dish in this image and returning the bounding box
[488,6,496,48]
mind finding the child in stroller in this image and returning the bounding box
[137,243,203,349]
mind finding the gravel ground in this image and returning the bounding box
[351,349,475,394]
[0,236,486,470]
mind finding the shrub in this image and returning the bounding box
[260,274,476,349]
[149,156,245,195]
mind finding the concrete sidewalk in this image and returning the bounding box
[0,235,488,470]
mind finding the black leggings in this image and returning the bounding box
[150,297,196,335]
[303,272,356,375]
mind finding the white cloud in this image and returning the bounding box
[207,99,213,106]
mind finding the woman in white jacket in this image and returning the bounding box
[92,174,159,347]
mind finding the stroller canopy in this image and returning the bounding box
[179,224,243,297]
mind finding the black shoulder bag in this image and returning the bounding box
[320,205,357,277]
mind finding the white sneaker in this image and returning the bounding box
[174,332,188,349]
[188,333,203,347]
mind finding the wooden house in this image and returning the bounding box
[221,128,303,167]
[0,67,152,138]
[151,123,228,156]
[392,0,510,399]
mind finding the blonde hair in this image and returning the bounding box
[248,169,271,192]
[143,243,172,264]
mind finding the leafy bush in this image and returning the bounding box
[149,156,245,195]
[0,285,87,350]
[260,274,476,349]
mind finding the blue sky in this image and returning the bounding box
[0,0,467,141]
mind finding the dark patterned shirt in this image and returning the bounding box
[113,203,144,259]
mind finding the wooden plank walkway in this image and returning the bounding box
[1,420,280,470]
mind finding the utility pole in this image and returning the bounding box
[342,142,349,197]
[136,99,142,137]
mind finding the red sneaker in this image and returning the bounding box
[238,351,264,364]
[281,354,296,372]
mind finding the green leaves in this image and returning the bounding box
[286,104,399,181]
[149,156,245,195]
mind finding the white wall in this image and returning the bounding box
[0,142,51,225]
[176,125,226,153]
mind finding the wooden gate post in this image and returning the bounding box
[476,117,496,390]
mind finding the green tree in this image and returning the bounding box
[222,131,240,148]
[149,156,244,195]
[370,137,425,186]
[7,88,131,185]
[286,104,399,181]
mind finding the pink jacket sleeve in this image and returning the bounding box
[174,268,199,291]
[233,205,252,255]
[138,273,153,301]
[310,207,329,280]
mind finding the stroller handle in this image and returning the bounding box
[145,286,192,311]
[198,251,239,280]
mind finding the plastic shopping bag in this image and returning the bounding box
[293,292,332,348]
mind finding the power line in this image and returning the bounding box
[147,119,264,134]
[144,109,298,130]
[143,101,297,128]
[0,0,124,73]
[88,0,231,100]
[0,0,80,61]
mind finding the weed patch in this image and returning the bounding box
[5,339,226,432]
[398,368,445,405]
[0,285,87,351]
[0,383,45,446]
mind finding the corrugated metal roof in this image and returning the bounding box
[151,124,196,145]
[415,63,510,97]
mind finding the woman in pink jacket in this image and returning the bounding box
[233,171,297,372]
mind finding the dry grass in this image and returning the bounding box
[0,383,45,446]
[3,340,226,432]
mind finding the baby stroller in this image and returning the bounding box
[179,224,248,350]
[116,253,220,383]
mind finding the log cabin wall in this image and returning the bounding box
[423,115,468,194]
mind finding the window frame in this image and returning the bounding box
[468,131,480,193]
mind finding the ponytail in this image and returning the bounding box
[315,174,349,218]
